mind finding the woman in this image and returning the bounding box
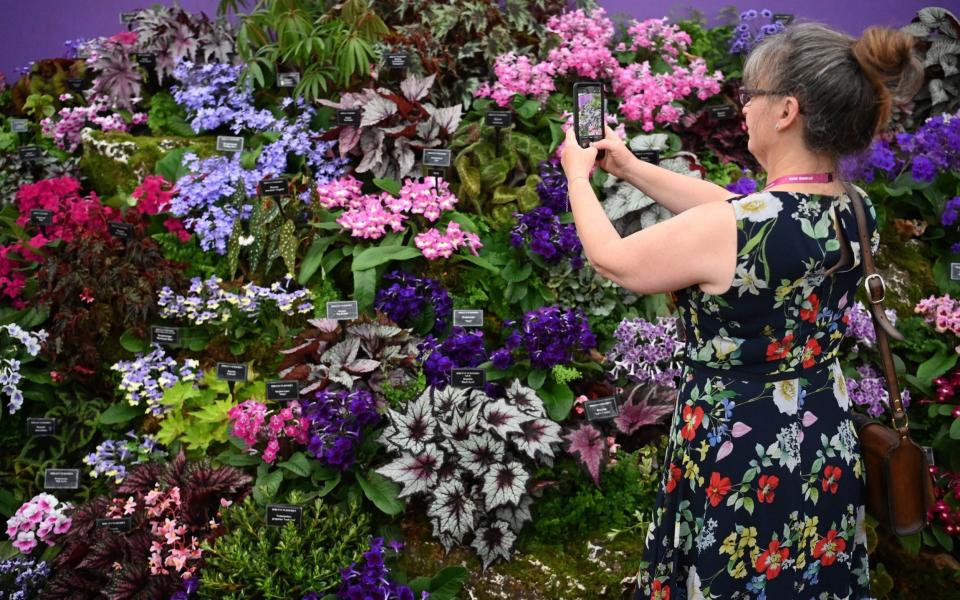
[561,23,922,599]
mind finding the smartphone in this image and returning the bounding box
[573,81,605,160]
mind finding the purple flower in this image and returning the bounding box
[726,175,758,195]
[605,316,684,388]
[303,389,381,471]
[417,328,488,387]
[942,196,960,227]
[536,159,569,213]
[375,271,452,333]
[334,537,422,600]
[911,155,937,183]
[497,306,596,371]
[511,206,583,268]
[847,364,911,417]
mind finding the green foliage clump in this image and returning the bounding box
[382,368,427,409]
[147,91,197,137]
[198,492,372,599]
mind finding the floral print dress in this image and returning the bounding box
[633,189,879,600]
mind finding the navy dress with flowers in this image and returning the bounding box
[633,189,878,600]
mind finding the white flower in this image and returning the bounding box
[732,192,783,222]
[832,361,850,410]
[854,504,868,546]
[731,263,768,296]
[710,336,740,360]
[686,565,706,600]
[772,378,800,415]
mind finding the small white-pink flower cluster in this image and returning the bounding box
[915,295,960,353]
[5,493,72,554]
[41,94,147,152]
[316,175,483,260]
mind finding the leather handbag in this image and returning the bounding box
[843,181,936,537]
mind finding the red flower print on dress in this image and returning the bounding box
[757,474,779,503]
[706,471,732,507]
[681,405,705,441]
[821,465,842,493]
[800,294,820,323]
[765,332,794,361]
[813,529,847,566]
[754,539,790,580]
[801,338,822,368]
[650,579,671,600]
[666,463,682,493]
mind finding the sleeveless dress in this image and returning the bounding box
[633,189,879,600]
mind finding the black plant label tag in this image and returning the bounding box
[108,222,134,240]
[326,301,358,321]
[337,109,361,126]
[9,118,29,133]
[772,13,794,25]
[384,53,410,69]
[120,10,139,24]
[19,145,43,162]
[452,368,485,388]
[277,72,300,88]
[216,362,248,382]
[422,149,452,167]
[584,396,619,422]
[66,78,85,92]
[707,105,736,120]
[30,209,54,226]
[216,136,244,153]
[266,380,300,401]
[632,149,660,164]
[453,310,483,328]
[135,53,156,68]
[150,326,180,346]
[261,177,288,197]
[266,504,303,527]
[951,263,960,281]
[485,111,513,128]
[27,418,57,436]
[44,468,80,490]
[97,517,133,533]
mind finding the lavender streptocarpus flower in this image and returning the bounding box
[605,315,683,388]
[846,364,911,418]
[111,346,200,416]
[729,9,785,55]
[83,431,164,484]
[843,301,898,351]
[374,271,453,334]
[1,325,48,414]
[0,556,51,598]
[157,275,314,325]
[303,389,381,471]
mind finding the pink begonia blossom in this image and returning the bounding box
[5,493,72,554]
[414,221,483,260]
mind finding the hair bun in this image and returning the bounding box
[852,26,924,132]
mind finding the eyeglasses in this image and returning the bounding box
[738,88,789,106]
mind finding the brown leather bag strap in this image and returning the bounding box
[842,181,911,437]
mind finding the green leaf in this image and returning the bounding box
[950,418,960,440]
[299,236,335,284]
[119,328,147,354]
[155,147,189,182]
[501,261,532,283]
[353,268,377,313]
[277,451,311,477]
[425,565,469,600]
[516,99,541,120]
[454,155,481,200]
[455,253,499,273]
[931,525,955,551]
[226,217,243,279]
[917,349,957,384]
[373,178,401,196]
[279,218,298,275]
[539,379,574,421]
[253,468,284,505]
[352,245,421,271]
[99,402,142,425]
[527,370,546,390]
[356,471,404,515]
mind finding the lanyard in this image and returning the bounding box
[762,172,833,191]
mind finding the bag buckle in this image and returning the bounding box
[864,273,886,304]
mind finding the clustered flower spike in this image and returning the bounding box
[606,316,684,388]
[111,345,201,416]
[5,494,72,555]
[157,275,314,325]
[1,324,47,414]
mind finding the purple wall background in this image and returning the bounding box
[0,0,938,81]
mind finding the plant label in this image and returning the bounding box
[216,136,244,153]
[277,72,300,88]
[266,504,303,527]
[326,301,358,321]
[422,149,452,168]
[451,368,485,388]
[30,209,54,226]
[584,396,619,422]
[632,149,660,164]
[261,177,288,197]
[216,362,248,382]
[44,468,80,490]
[66,78,85,92]
[951,263,960,281]
[485,111,513,128]
[9,118,29,133]
[97,517,133,533]
[135,53,156,68]
[707,105,736,120]
[453,309,483,328]
[266,380,300,401]
[772,13,794,25]
[108,222,134,240]
[150,326,180,346]
[19,145,43,162]
[120,11,139,24]
[923,445,935,466]
[27,418,57,436]
[384,53,410,69]
[337,109,361,126]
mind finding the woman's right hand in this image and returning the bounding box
[590,125,634,180]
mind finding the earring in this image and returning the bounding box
[775,123,780,131]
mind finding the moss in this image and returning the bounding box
[874,229,937,317]
[79,129,217,196]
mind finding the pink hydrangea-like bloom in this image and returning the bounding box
[476,53,557,106]
[385,177,459,222]
[316,175,365,209]
[415,221,483,260]
[916,296,960,349]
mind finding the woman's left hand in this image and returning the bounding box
[560,127,598,181]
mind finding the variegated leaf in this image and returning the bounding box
[456,432,506,475]
[427,479,477,543]
[471,520,517,570]
[426,104,463,133]
[504,379,546,418]
[439,404,481,444]
[400,73,437,102]
[495,495,533,533]
[322,337,360,366]
[360,95,398,127]
[379,390,435,454]
[482,398,533,439]
[614,385,675,435]
[375,445,443,498]
[564,423,606,486]
[514,418,563,462]
[431,385,471,418]
[482,460,528,509]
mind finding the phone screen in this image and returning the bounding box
[577,85,603,140]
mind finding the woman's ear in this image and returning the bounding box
[776,96,801,130]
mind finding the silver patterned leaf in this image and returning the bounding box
[471,520,517,570]
[482,460,529,509]
[430,516,458,553]
[514,418,563,462]
[504,379,546,419]
[427,479,477,543]
[378,389,435,454]
[375,445,444,498]
[360,95,399,127]
[431,385,472,420]
[495,494,534,533]
[456,431,506,475]
[481,398,533,439]
[400,73,437,102]
[440,404,481,444]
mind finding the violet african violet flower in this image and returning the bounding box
[375,270,453,334]
[303,389,381,471]
[417,328,488,387]
[497,306,596,371]
[511,206,583,268]
[846,364,911,418]
[0,556,50,599]
[606,316,684,388]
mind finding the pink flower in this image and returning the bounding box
[12,531,37,554]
